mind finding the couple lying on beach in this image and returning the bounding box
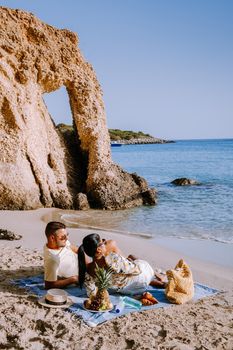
[44,221,166,295]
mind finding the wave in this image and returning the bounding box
[166,234,233,244]
[61,214,152,239]
[61,214,233,244]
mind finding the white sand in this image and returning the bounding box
[0,208,232,349]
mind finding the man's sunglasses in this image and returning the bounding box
[55,233,69,241]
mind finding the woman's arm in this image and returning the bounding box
[105,252,141,275]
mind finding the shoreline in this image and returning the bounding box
[111,137,174,145]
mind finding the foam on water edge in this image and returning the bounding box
[61,214,152,239]
[61,213,233,244]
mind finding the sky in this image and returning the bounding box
[1,0,233,139]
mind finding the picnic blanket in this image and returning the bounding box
[12,275,219,327]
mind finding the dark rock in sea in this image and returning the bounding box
[171,178,200,186]
[0,229,22,240]
[142,188,157,205]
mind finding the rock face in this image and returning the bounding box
[0,7,156,210]
[75,193,90,211]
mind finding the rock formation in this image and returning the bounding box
[0,7,156,210]
[171,178,200,186]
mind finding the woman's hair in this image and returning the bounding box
[45,221,66,238]
[78,233,101,289]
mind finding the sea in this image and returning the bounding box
[63,139,233,245]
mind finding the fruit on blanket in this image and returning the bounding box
[84,265,113,311]
[84,299,92,309]
[140,292,158,306]
[142,292,158,304]
[141,298,154,306]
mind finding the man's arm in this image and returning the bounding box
[45,275,78,289]
[44,253,78,289]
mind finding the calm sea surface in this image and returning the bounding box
[64,139,233,244]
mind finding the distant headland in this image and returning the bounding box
[109,129,174,145]
[57,124,174,145]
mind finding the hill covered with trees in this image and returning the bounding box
[57,124,174,144]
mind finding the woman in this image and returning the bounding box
[78,233,166,296]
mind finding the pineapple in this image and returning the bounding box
[85,265,113,311]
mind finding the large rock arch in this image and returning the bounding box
[0,7,156,210]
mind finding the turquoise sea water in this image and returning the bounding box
[64,139,233,244]
[111,139,233,243]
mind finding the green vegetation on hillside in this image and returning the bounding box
[108,129,153,141]
[57,124,154,141]
[56,123,74,134]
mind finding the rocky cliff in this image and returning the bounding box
[0,7,156,210]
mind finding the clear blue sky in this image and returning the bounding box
[2,0,233,139]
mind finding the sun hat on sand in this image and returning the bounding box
[38,289,73,308]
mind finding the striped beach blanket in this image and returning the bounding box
[13,275,219,327]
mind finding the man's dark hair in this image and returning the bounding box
[45,221,66,238]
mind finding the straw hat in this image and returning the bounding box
[38,289,73,308]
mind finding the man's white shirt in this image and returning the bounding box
[44,240,78,281]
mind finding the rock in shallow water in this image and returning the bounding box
[171,178,200,186]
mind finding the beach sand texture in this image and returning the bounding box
[0,209,232,349]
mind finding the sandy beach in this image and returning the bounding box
[0,208,232,350]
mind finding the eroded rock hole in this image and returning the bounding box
[43,86,88,200]
[43,86,72,127]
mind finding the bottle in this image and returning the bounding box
[122,296,142,310]
[114,298,125,313]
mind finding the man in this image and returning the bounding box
[44,221,79,289]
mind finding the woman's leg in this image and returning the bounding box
[154,272,167,283]
[149,279,166,288]
[149,271,167,288]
